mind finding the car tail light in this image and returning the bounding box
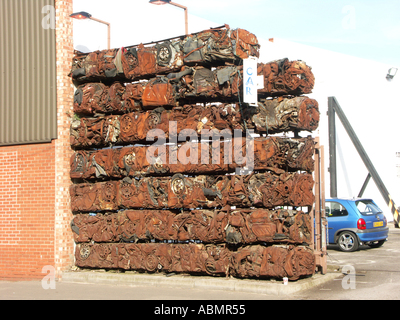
[357,218,367,230]
[384,215,387,226]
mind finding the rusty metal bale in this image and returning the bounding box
[74,242,315,280]
[70,172,314,212]
[230,245,316,280]
[70,100,319,148]
[72,60,315,115]
[70,136,315,180]
[257,59,315,96]
[248,97,320,134]
[70,181,119,212]
[71,208,312,245]
[69,25,260,84]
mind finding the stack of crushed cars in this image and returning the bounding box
[69,25,320,281]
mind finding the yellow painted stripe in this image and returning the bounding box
[388,195,400,227]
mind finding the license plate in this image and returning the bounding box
[374,221,384,227]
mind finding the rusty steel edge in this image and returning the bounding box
[71,208,312,246]
[70,172,315,212]
[70,26,260,84]
[73,59,315,115]
[75,242,316,281]
[70,98,320,149]
[70,136,315,180]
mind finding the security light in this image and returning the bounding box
[386,67,398,81]
[149,0,171,4]
[70,11,92,20]
[70,11,111,49]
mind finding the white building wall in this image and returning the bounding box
[260,38,400,220]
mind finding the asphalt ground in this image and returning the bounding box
[1,223,399,302]
[294,222,400,300]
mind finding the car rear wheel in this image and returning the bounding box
[337,231,359,252]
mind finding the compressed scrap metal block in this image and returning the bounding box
[70,136,315,180]
[71,208,312,245]
[73,80,177,115]
[75,243,230,275]
[70,181,119,212]
[230,245,316,280]
[72,60,315,115]
[70,99,319,148]
[257,59,315,96]
[69,25,259,84]
[247,96,320,135]
[74,242,315,280]
[70,172,314,212]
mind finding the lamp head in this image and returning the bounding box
[70,11,92,20]
[386,67,398,81]
[149,0,171,5]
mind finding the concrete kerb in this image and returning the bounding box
[61,267,342,296]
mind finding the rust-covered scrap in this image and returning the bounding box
[69,25,260,84]
[70,172,314,212]
[74,242,315,280]
[247,97,320,135]
[72,60,315,115]
[70,136,315,180]
[258,59,315,96]
[230,245,316,280]
[71,209,312,245]
[75,243,230,275]
[70,181,119,212]
[70,99,319,148]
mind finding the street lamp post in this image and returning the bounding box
[149,0,188,35]
[70,11,111,49]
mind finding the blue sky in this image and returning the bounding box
[73,0,400,67]
[172,0,400,67]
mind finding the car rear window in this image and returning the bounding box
[356,200,382,216]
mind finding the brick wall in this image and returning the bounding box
[0,0,74,280]
[0,143,56,280]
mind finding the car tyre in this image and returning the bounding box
[368,240,385,248]
[337,231,359,252]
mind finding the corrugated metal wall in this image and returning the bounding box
[0,0,57,146]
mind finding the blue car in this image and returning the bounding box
[326,198,389,252]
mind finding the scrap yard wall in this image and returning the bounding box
[0,0,74,280]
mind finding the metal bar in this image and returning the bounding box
[319,142,327,274]
[329,96,400,228]
[169,2,188,35]
[124,25,227,49]
[314,138,321,254]
[358,173,372,198]
[311,138,327,274]
[328,97,337,198]
[89,17,110,49]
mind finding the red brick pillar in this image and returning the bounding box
[54,0,75,278]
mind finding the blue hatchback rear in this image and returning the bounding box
[326,198,389,252]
